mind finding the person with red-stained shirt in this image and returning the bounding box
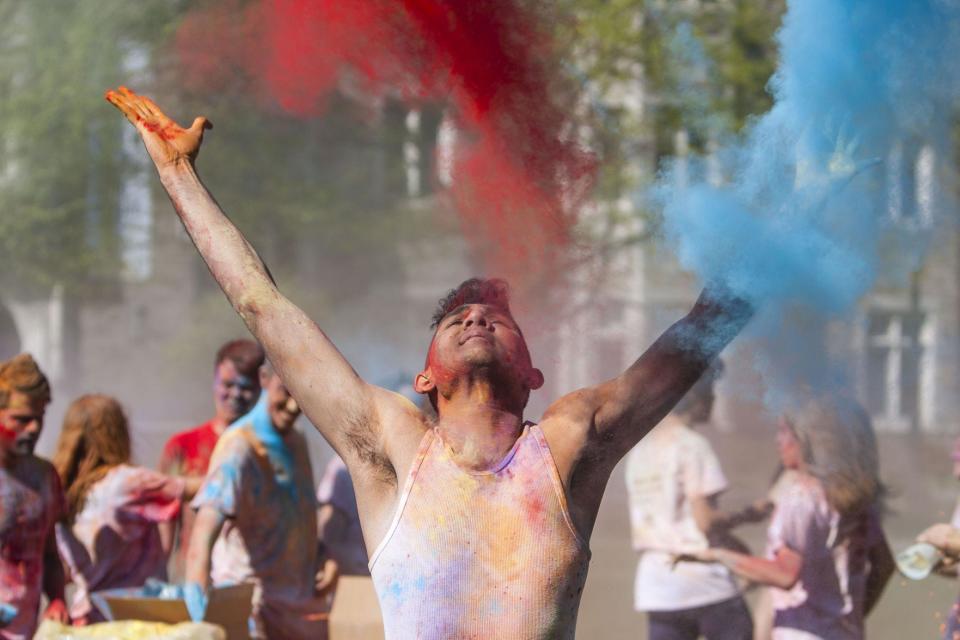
[0,354,69,639]
[159,339,264,578]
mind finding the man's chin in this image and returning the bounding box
[11,442,36,457]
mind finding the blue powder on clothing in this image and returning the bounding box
[228,393,297,497]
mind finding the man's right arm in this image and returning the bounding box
[105,87,401,464]
[184,506,225,591]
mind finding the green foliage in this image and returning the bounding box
[556,0,785,172]
[0,0,786,300]
[0,0,181,298]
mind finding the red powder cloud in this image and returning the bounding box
[176,0,596,293]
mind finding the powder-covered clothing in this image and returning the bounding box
[316,455,368,576]
[160,421,221,478]
[369,423,590,640]
[0,455,64,640]
[160,420,220,579]
[192,412,323,640]
[626,421,741,612]
[767,473,881,640]
[55,465,184,621]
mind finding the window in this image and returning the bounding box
[865,309,925,429]
[887,141,934,226]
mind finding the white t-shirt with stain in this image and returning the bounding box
[625,420,741,611]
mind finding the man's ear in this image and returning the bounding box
[414,369,435,394]
[258,366,271,388]
[526,368,544,391]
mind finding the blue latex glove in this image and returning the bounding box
[0,603,17,627]
[183,582,208,622]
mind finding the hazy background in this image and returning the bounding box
[2,0,959,636]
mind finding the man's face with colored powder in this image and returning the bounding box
[261,370,301,435]
[420,303,542,406]
[0,391,48,457]
[214,359,260,424]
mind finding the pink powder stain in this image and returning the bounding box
[0,421,14,445]
[174,0,597,293]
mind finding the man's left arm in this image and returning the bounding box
[548,286,752,468]
[41,532,68,623]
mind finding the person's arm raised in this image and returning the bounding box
[545,285,752,474]
[105,87,393,465]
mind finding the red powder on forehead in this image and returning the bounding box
[175,0,596,292]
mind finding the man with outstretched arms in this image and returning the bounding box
[106,86,751,639]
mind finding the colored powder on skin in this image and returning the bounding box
[0,421,13,445]
[174,0,596,294]
[647,0,960,401]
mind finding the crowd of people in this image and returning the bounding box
[0,344,367,640]
[626,363,898,640]
[5,338,960,639]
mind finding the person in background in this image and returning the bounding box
[315,375,420,578]
[696,397,894,640]
[186,362,337,639]
[159,339,264,578]
[0,354,69,638]
[626,360,756,640]
[751,464,802,640]
[52,395,201,624]
[317,455,368,576]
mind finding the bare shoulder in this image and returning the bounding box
[342,386,431,491]
[538,387,603,485]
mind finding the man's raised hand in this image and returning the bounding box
[105,86,211,169]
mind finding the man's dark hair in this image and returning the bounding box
[431,278,512,329]
[215,339,265,377]
[672,358,724,418]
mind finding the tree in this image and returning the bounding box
[0,0,181,299]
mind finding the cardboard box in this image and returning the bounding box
[96,583,254,640]
[328,576,384,640]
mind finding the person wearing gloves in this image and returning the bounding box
[185,361,337,639]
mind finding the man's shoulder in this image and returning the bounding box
[674,423,715,452]
[211,424,260,461]
[2,455,63,503]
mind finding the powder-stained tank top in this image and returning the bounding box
[369,423,591,640]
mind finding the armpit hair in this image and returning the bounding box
[344,414,397,486]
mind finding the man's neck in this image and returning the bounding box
[435,393,525,472]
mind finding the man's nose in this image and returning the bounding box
[463,308,489,328]
[25,419,41,434]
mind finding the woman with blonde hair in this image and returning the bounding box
[52,395,200,624]
[695,396,894,639]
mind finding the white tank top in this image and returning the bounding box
[369,423,591,639]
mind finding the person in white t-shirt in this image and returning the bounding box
[626,362,757,640]
[696,397,894,640]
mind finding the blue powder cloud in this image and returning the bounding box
[648,0,960,401]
